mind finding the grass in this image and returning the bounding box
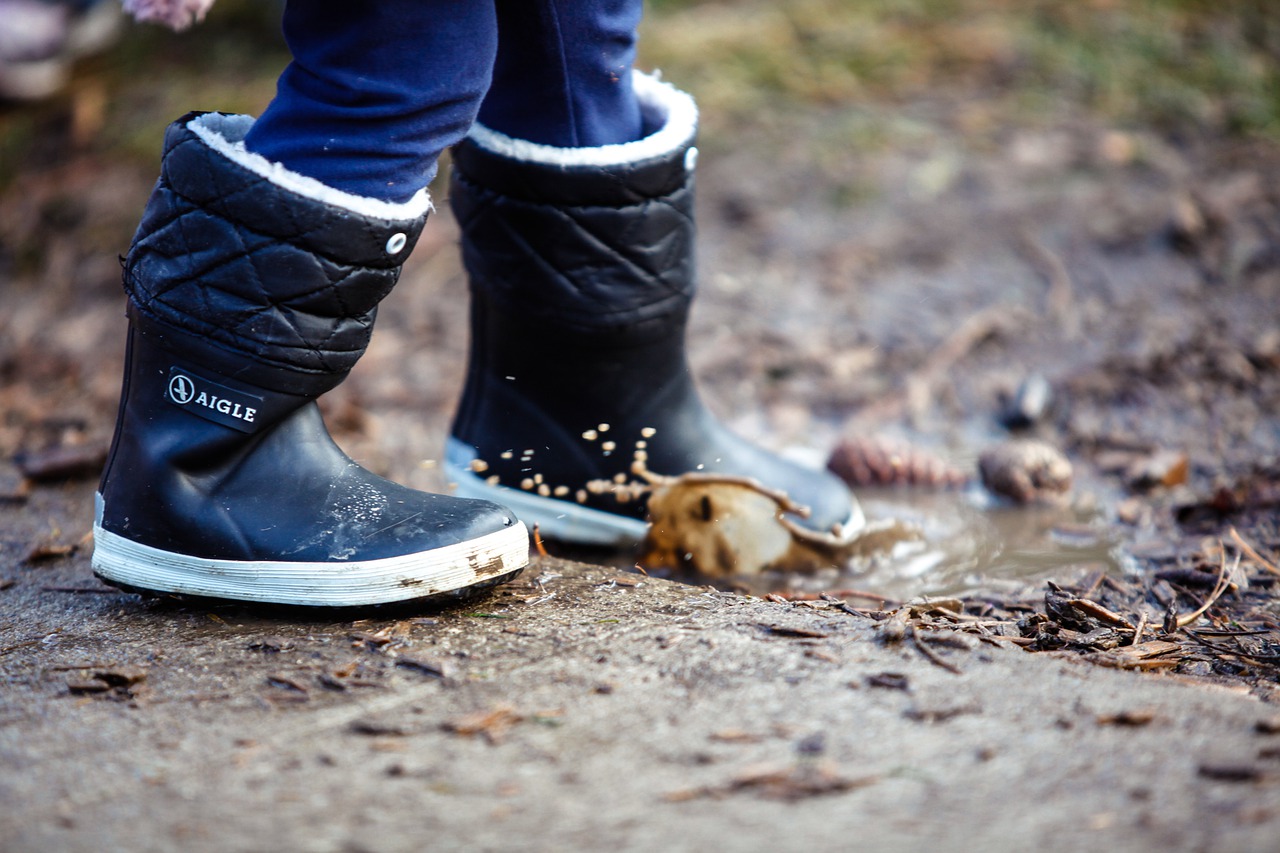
[638,0,1280,139]
[2,0,1278,189]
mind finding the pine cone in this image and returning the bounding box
[978,439,1073,505]
[826,436,970,489]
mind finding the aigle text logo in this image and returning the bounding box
[166,367,262,433]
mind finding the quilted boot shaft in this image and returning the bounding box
[449,118,696,343]
[124,112,429,396]
[95,113,528,606]
[447,74,859,548]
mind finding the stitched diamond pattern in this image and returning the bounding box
[123,114,426,379]
[451,169,696,338]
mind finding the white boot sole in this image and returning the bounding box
[92,493,529,606]
[445,437,866,548]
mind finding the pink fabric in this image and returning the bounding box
[122,0,216,31]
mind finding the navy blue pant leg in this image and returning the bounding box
[479,0,644,148]
[243,0,498,202]
[243,0,646,203]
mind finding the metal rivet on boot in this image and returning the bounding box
[684,147,699,171]
[385,232,408,255]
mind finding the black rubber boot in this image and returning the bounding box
[93,112,527,606]
[445,75,862,547]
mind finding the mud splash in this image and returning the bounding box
[578,483,1125,602]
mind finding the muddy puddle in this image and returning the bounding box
[828,489,1124,600]
[560,484,1128,603]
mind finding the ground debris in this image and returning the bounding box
[349,718,415,737]
[1096,708,1159,727]
[739,537,1273,687]
[998,373,1054,430]
[1124,449,1190,492]
[878,609,909,644]
[979,439,1073,505]
[66,679,112,695]
[349,631,395,651]
[1175,464,1280,529]
[760,623,830,639]
[25,538,79,564]
[1256,716,1280,735]
[1001,533,1280,692]
[248,636,295,653]
[709,729,765,744]
[1197,763,1266,783]
[904,702,982,723]
[909,624,963,674]
[866,672,910,691]
[0,479,31,505]
[13,442,108,483]
[1044,582,1133,632]
[319,662,381,691]
[265,674,310,696]
[663,761,876,803]
[93,667,147,687]
[443,704,525,745]
[395,656,448,678]
[826,434,970,489]
[66,666,148,700]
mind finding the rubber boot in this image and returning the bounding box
[445,74,862,547]
[93,112,528,606]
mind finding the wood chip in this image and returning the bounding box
[266,674,309,694]
[349,718,412,737]
[1097,708,1158,727]
[444,705,524,745]
[395,656,448,678]
[664,762,876,803]
[1255,716,1280,735]
[710,729,764,743]
[1198,763,1264,783]
[66,679,111,694]
[866,672,910,691]
[93,667,147,687]
[14,443,108,482]
[25,542,77,563]
[762,624,830,639]
[349,631,394,649]
[248,636,294,653]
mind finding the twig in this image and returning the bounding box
[909,624,962,674]
[0,639,44,656]
[905,305,1024,419]
[1016,229,1079,338]
[1129,611,1148,647]
[1186,632,1280,664]
[1174,543,1237,630]
[532,524,548,558]
[1230,527,1279,576]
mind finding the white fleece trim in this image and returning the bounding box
[466,70,698,168]
[188,113,434,222]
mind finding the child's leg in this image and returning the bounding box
[243,0,498,202]
[479,0,645,147]
[94,0,532,605]
[447,3,862,549]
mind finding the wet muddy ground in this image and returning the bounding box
[3,8,1280,849]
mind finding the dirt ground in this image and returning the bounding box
[3,5,1280,851]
